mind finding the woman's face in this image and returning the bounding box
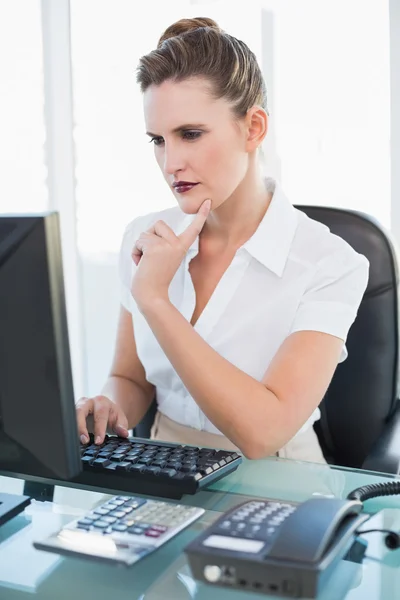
[143,77,250,213]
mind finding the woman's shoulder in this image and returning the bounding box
[292,207,369,272]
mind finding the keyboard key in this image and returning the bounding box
[143,466,161,475]
[199,467,213,476]
[104,463,119,472]
[181,465,196,473]
[115,462,131,471]
[92,458,111,468]
[137,457,152,465]
[159,468,177,478]
[84,449,99,456]
[152,460,167,468]
[129,464,145,473]
[110,454,129,462]
[166,461,182,470]
[97,451,113,458]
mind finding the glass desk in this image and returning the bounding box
[1,456,400,599]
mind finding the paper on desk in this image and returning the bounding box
[0,505,72,593]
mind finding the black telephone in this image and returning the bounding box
[185,497,370,599]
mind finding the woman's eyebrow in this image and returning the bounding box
[146,123,207,137]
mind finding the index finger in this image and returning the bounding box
[76,397,92,444]
[178,199,211,250]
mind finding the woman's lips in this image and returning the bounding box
[173,183,199,194]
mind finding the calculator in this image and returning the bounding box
[34,495,205,566]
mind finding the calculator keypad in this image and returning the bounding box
[66,495,203,546]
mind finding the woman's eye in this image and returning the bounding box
[149,136,164,146]
[182,131,202,141]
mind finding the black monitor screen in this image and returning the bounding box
[0,213,81,481]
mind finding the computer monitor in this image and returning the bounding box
[0,213,82,487]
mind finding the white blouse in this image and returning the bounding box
[119,178,369,438]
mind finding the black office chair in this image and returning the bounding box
[298,206,400,474]
[134,206,400,475]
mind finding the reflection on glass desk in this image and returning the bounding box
[1,455,400,599]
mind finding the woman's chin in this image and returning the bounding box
[176,198,204,214]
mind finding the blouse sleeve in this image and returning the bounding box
[289,248,369,361]
[118,217,142,312]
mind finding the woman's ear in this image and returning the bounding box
[245,106,268,152]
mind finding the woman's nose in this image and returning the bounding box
[163,144,186,175]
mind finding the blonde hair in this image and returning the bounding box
[136,17,268,118]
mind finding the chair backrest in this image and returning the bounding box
[296,206,400,468]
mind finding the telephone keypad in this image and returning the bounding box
[215,500,297,540]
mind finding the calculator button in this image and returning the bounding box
[93,520,110,529]
[145,529,162,538]
[94,507,111,516]
[120,507,133,515]
[151,525,168,533]
[102,516,118,525]
[112,524,128,532]
[128,526,147,535]
[123,519,136,527]
[109,510,126,519]
[127,499,147,508]
[109,499,126,506]
[77,518,94,526]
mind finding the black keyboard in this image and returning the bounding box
[78,434,242,499]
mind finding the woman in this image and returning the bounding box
[76,17,369,463]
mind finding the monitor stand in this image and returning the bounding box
[0,493,31,527]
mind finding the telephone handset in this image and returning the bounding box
[185,497,370,598]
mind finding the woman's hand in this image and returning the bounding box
[76,395,130,445]
[131,199,211,310]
